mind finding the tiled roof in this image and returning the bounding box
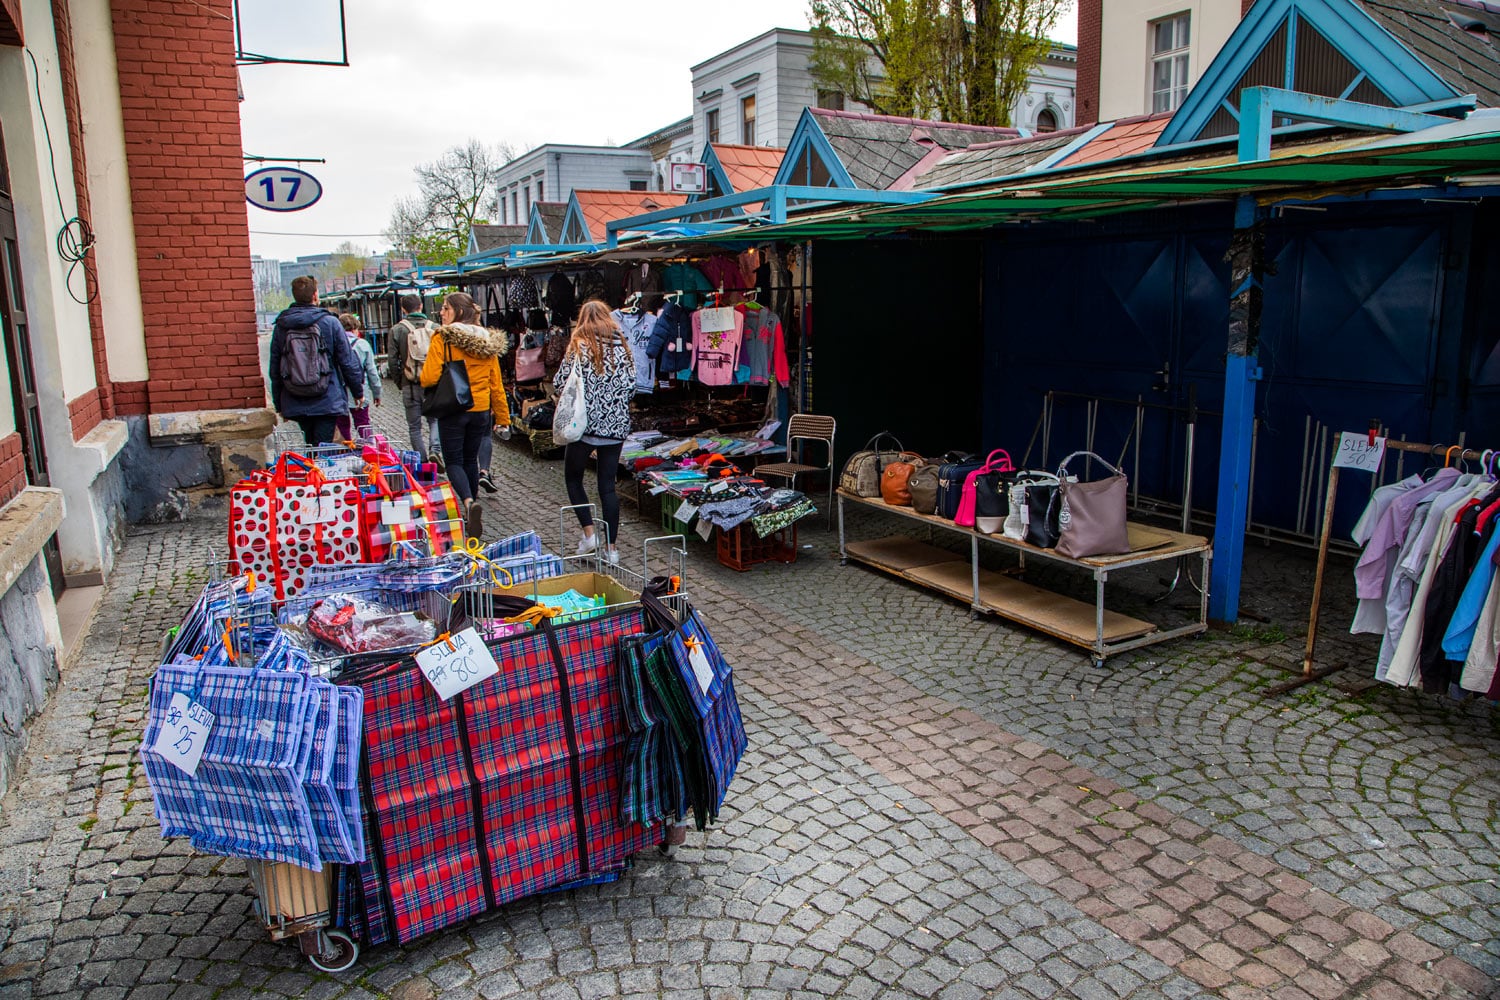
[533,202,567,242]
[914,129,1091,189]
[469,224,527,253]
[1354,0,1500,106]
[571,190,688,242]
[710,144,783,193]
[810,108,1019,190]
[1057,115,1172,167]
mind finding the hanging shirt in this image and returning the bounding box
[737,304,789,387]
[1440,516,1500,661]
[692,308,744,386]
[662,263,713,308]
[613,309,659,394]
[507,274,540,310]
[1459,567,1500,693]
[1351,469,1461,634]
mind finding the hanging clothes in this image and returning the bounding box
[1351,469,1460,636]
[624,261,665,312]
[546,272,576,324]
[507,273,540,311]
[1440,508,1500,661]
[662,263,712,309]
[692,308,744,387]
[613,308,659,394]
[736,303,789,387]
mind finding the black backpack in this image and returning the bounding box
[280,323,331,398]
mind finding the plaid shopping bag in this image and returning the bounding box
[545,612,659,872]
[361,464,465,561]
[357,664,487,943]
[302,680,365,865]
[228,453,365,601]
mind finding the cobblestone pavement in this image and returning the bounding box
[0,393,1496,1000]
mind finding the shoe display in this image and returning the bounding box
[465,501,483,541]
[478,472,497,494]
[576,533,598,555]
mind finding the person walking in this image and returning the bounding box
[336,313,381,440]
[386,293,442,467]
[554,299,635,563]
[419,292,510,540]
[268,275,364,447]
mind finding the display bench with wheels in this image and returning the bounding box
[836,490,1211,667]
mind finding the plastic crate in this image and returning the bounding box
[716,523,797,571]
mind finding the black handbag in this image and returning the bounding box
[973,470,1012,534]
[421,341,473,419]
[1024,478,1062,548]
[935,457,983,520]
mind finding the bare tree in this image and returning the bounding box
[384,140,518,262]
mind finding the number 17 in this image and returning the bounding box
[258,175,302,203]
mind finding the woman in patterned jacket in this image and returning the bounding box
[555,299,635,563]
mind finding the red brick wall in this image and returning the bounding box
[68,388,103,440]
[1076,0,1103,126]
[111,380,148,416]
[110,0,263,415]
[0,434,26,508]
[51,0,112,436]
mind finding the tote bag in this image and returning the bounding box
[1052,451,1130,558]
[421,341,473,419]
[553,364,588,444]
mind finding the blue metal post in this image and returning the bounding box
[1210,196,1264,623]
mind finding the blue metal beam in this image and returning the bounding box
[604,186,937,247]
[1236,86,1452,162]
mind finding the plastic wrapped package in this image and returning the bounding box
[306,594,437,654]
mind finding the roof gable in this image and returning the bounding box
[467,224,527,256]
[772,108,860,188]
[527,202,567,244]
[1157,0,1470,147]
[694,143,783,201]
[562,190,689,244]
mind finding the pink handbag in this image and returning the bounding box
[514,346,545,382]
[954,449,1013,527]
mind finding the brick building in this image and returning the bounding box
[0,0,269,796]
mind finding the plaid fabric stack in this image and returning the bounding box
[618,634,687,826]
[140,663,365,870]
[348,608,658,947]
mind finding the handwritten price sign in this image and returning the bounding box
[415,627,499,700]
[149,692,215,777]
[1334,432,1385,473]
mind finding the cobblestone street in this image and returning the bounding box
[0,395,1496,1000]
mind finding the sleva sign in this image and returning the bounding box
[244,166,323,212]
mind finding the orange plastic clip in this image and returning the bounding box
[245,571,257,594]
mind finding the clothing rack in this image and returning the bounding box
[1286,435,1492,695]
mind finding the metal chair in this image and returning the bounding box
[754,414,837,527]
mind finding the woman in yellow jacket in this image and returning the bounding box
[420,292,510,539]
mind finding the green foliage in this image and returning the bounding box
[808,0,1069,127]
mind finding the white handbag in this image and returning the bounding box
[552,365,588,444]
[1002,473,1059,541]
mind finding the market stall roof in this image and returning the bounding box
[527,202,567,244]
[678,117,1500,242]
[915,128,1096,188]
[702,143,783,196]
[562,190,690,244]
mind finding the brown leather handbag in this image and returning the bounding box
[880,453,925,506]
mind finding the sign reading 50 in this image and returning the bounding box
[244,166,323,212]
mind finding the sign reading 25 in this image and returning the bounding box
[245,166,323,212]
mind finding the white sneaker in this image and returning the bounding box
[576,534,598,555]
[606,546,620,566]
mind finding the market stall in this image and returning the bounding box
[138,439,748,968]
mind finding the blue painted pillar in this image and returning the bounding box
[1210,196,1265,623]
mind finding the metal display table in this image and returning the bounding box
[837,490,1211,667]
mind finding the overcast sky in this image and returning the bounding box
[239,1,1078,263]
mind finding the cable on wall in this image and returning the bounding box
[24,46,97,306]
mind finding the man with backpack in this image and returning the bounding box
[268,275,365,446]
[387,293,441,463]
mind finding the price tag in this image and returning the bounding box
[301,488,339,525]
[687,642,714,695]
[415,628,498,701]
[674,502,698,523]
[699,306,736,333]
[254,719,276,739]
[707,481,729,494]
[695,518,715,541]
[1334,432,1385,473]
[150,693,215,778]
[381,498,413,525]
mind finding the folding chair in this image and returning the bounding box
[754,414,837,527]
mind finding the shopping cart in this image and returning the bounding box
[245,860,359,972]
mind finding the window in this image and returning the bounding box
[511,192,518,225]
[706,108,720,144]
[536,179,543,200]
[523,186,531,213]
[816,89,845,111]
[741,95,757,145]
[629,179,648,191]
[1036,108,1059,132]
[1150,13,1191,113]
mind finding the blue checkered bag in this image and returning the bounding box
[302,680,364,864]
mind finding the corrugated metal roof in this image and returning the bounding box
[1355,0,1500,105]
[710,144,783,193]
[1059,115,1172,167]
[915,130,1089,189]
[811,108,1019,190]
[572,190,688,242]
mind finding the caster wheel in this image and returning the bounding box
[308,928,359,973]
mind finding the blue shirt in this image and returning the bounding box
[1441,522,1500,660]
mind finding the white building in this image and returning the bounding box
[1092,0,1243,121]
[1017,44,1079,133]
[494,145,656,227]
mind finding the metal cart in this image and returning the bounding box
[245,860,359,972]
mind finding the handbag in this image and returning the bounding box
[838,432,908,498]
[1001,472,1059,541]
[1025,477,1063,548]
[954,449,1013,528]
[1052,451,1130,558]
[552,363,588,444]
[879,452,926,506]
[421,341,473,418]
[908,451,970,515]
[514,346,545,382]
